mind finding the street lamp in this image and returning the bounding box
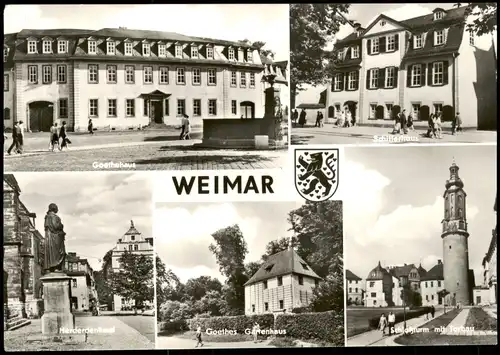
[402,279,407,331]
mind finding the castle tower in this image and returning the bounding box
[441,160,470,305]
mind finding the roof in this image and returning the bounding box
[244,249,321,286]
[421,263,444,281]
[346,269,362,281]
[124,220,141,235]
[319,89,327,106]
[400,6,468,30]
[366,261,390,280]
[296,103,325,109]
[18,29,93,37]
[388,264,417,279]
[3,174,21,193]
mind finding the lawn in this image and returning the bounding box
[346,307,405,338]
[116,315,156,343]
[465,308,497,331]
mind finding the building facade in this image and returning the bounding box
[3,174,45,318]
[326,6,497,129]
[346,269,363,305]
[420,260,445,306]
[4,28,288,132]
[244,249,322,315]
[63,252,97,311]
[109,220,154,311]
[365,261,393,307]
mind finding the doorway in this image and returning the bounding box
[240,101,255,119]
[151,100,163,124]
[344,101,357,124]
[71,296,78,310]
[29,101,53,132]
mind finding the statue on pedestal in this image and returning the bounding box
[44,203,66,273]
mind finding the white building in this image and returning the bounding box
[420,260,445,306]
[64,252,97,311]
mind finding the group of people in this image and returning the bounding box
[193,322,261,348]
[291,108,356,128]
[334,108,355,128]
[391,109,415,135]
[392,110,463,138]
[48,121,71,151]
[179,114,192,140]
[378,306,435,336]
[5,120,25,155]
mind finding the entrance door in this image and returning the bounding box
[71,296,78,310]
[476,296,481,305]
[240,101,255,119]
[29,101,53,132]
[151,100,163,124]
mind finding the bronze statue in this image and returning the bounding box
[44,203,66,273]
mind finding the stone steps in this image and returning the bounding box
[7,318,31,331]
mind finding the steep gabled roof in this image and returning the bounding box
[244,249,321,286]
[363,14,409,36]
[346,269,362,281]
[400,6,468,30]
[388,264,417,279]
[17,29,92,38]
[3,174,21,193]
[124,220,141,235]
[421,263,444,281]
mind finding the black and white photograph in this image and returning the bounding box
[3,172,155,351]
[3,4,289,172]
[290,3,497,145]
[342,144,497,346]
[155,201,344,348]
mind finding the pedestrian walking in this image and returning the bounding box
[252,322,260,343]
[344,109,352,127]
[292,109,299,126]
[387,312,396,336]
[49,122,60,151]
[181,114,191,140]
[88,119,94,135]
[195,326,204,348]
[453,112,463,134]
[407,113,415,131]
[298,109,307,127]
[379,313,388,335]
[400,109,408,134]
[7,121,21,155]
[427,113,436,138]
[59,121,71,150]
[392,112,401,134]
[435,112,443,138]
[431,305,435,318]
[17,120,25,153]
[179,114,187,139]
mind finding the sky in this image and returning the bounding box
[343,145,497,288]
[11,172,152,271]
[296,3,467,105]
[4,4,289,61]
[154,201,303,283]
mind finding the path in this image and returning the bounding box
[291,124,497,145]
[441,308,497,336]
[347,309,445,346]
[157,335,274,349]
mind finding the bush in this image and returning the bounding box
[291,307,311,314]
[275,310,344,345]
[367,307,432,329]
[187,314,274,333]
[158,319,189,336]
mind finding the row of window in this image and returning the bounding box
[407,62,449,87]
[23,38,253,62]
[347,280,360,284]
[24,64,257,87]
[424,281,442,288]
[251,300,285,313]
[367,34,400,55]
[368,102,444,120]
[348,287,360,293]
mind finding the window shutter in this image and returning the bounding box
[406,65,411,87]
[433,31,437,46]
[355,70,360,90]
[378,68,385,89]
[331,80,335,92]
[394,34,399,51]
[443,60,449,85]
[165,99,169,116]
[366,69,371,89]
[394,67,399,88]
[427,63,433,86]
[379,37,386,52]
[339,73,344,91]
[367,39,372,55]
[444,28,449,44]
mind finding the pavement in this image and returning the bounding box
[156,335,274,349]
[291,124,497,145]
[442,308,498,336]
[346,309,445,347]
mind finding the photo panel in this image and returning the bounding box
[343,144,497,347]
[3,172,156,351]
[154,200,344,349]
[3,4,290,173]
[289,3,497,146]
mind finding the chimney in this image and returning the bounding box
[353,22,362,36]
[438,259,442,265]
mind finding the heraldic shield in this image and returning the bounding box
[294,149,339,202]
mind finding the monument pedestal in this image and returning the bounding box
[40,272,75,335]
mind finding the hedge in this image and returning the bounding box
[187,314,274,333]
[368,307,432,329]
[275,311,344,345]
[157,320,189,336]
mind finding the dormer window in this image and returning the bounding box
[301,263,309,270]
[469,31,475,46]
[158,43,166,57]
[265,264,273,272]
[247,49,253,62]
[175,44,183,58]
[57,40,67,54]
[106,41,115,55]
[27,40,37,54]
[434,30,445,46]
[414,34,423,49]
[191,45,198,59]
[434,11,444,21]
[228,47,235,60]
[124,41,133,56]
[206,45,214,59]
[142,43,151,56]
[337,51,343,60]
[43,40,52,54]
[88,40,97,55]
[351,46,359,59]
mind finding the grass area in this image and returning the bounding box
[346,307,405,338]
[269,337,338,348]
[173,330,253,343]
[465,308,497,331]
[116,316,156,344]
[3,143,285,171]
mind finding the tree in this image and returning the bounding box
[401,285,423,308]
[209,225,249,314]
[111,250,154,310]
[244,261,262,279]
[261,236,298,261]
[456,3,497,36]
[290,3,351,108]
[183,276,223,301]
[287,201,344,312]
[193,290,226,316]
[94,249,113,310]
[159,300,193,322]
[156,256,181,311]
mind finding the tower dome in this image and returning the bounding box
[366,261,388,280]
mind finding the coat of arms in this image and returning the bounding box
[294,149,339,202]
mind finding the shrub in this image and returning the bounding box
[367,307,432,329]
[291,307,311,314]
[157,319,189,336]
[275,310,344,345]
[187,314,274,333]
